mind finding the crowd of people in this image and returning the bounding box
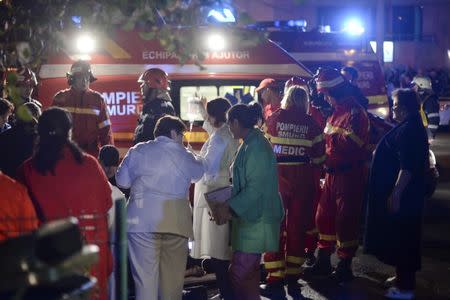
[0,62,435,300]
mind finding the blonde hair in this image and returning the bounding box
[281,86,309,112]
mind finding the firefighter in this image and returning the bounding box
[262,85,325,299]
[304,68,369,283]
[6,67,42,109]
[52,60,113,157]
[411,76,440,140]
[255,78,282,120]
[133,68,175,144]
[4,67,42,127]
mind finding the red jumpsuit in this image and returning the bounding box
[53,88,113,157]
[316,97,369,259]
[264,107,325,283]
[18,147,113,300]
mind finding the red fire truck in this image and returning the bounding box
[38,28,312,153]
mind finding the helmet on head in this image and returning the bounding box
[5,67,38,87]
[411,76,432,90]
[285,76,307,90]
[14,68,38,87]
[138,68,170,91]
[66,60,97,84]
[315,68,346,93]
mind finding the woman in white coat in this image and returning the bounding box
[192,97,239,300]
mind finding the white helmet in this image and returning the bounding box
[411,76,432,90]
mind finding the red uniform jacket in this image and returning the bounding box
[265,107,326,167]
[324,98,370,168]
[53,87,113,157]
[0,172,38,241]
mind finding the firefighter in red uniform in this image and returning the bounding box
[304,68,370,283]
[52,60,113,157]
[262,84,326,299]
[255,78,282,120]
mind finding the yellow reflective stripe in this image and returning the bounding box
[64,107,100,116]
[184,131,208,143]
[420,104,428,127]
[367,94,388,105]
[264,261,285,269]
[101,36,132,59]
[312,133,324,145]
[337,240,359,248]
[312,154,327,165]
[306,228,318,235]
[113,132,133,140]
[319,233,337,241]
[278,162,306,166]
[286,256,306,265]
[324,123,364,147]
[266,134,312,147]
[286,267,302,275]
[268,271,285,278]
[98,119,111,129]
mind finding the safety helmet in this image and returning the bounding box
[315,68,346,93]
[6,67,38,87]
[138,68,170,91]
[411,76,432,90]
[285,76,307,89]
[66,60,97,83]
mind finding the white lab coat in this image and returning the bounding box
[115,136,205,238]
[192,121,239,260]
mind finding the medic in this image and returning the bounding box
[304,68,369,283]
[52,60,113,157]
[262,83,325,298]
[255,78,283,120]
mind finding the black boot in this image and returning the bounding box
[304,251,316,267]
[302,249,333,279]
[286,278,306,300]
[332,258,354,283]
[259,280,287,300]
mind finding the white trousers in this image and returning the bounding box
[128,232,188,300]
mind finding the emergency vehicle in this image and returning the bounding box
[38,28,312,154]
[268,29,390,118]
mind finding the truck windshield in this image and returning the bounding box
[180,85,258,121]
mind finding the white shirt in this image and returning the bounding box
[116,136,205,237]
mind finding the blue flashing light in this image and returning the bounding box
[71,16,82,28]
[344,18,365,35]
[207,8,236,23]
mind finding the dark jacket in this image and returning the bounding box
[364,113,429,271]
[0,122,37,179]
[133,98,175,144]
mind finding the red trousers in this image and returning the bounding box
[315,166,367,259]
[264,165,318,283]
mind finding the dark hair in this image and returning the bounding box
[98,144,120,167]
[392,88,420,114]
[227,103,261,129]
[206,97,231,126]
[0,98,14,115]
[154,115,186,138]
[34,107,83,175]
[341,66,358,80]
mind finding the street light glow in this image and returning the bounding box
[207,34,225,51]
[344,19,365,35]
[76,34,95,53]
